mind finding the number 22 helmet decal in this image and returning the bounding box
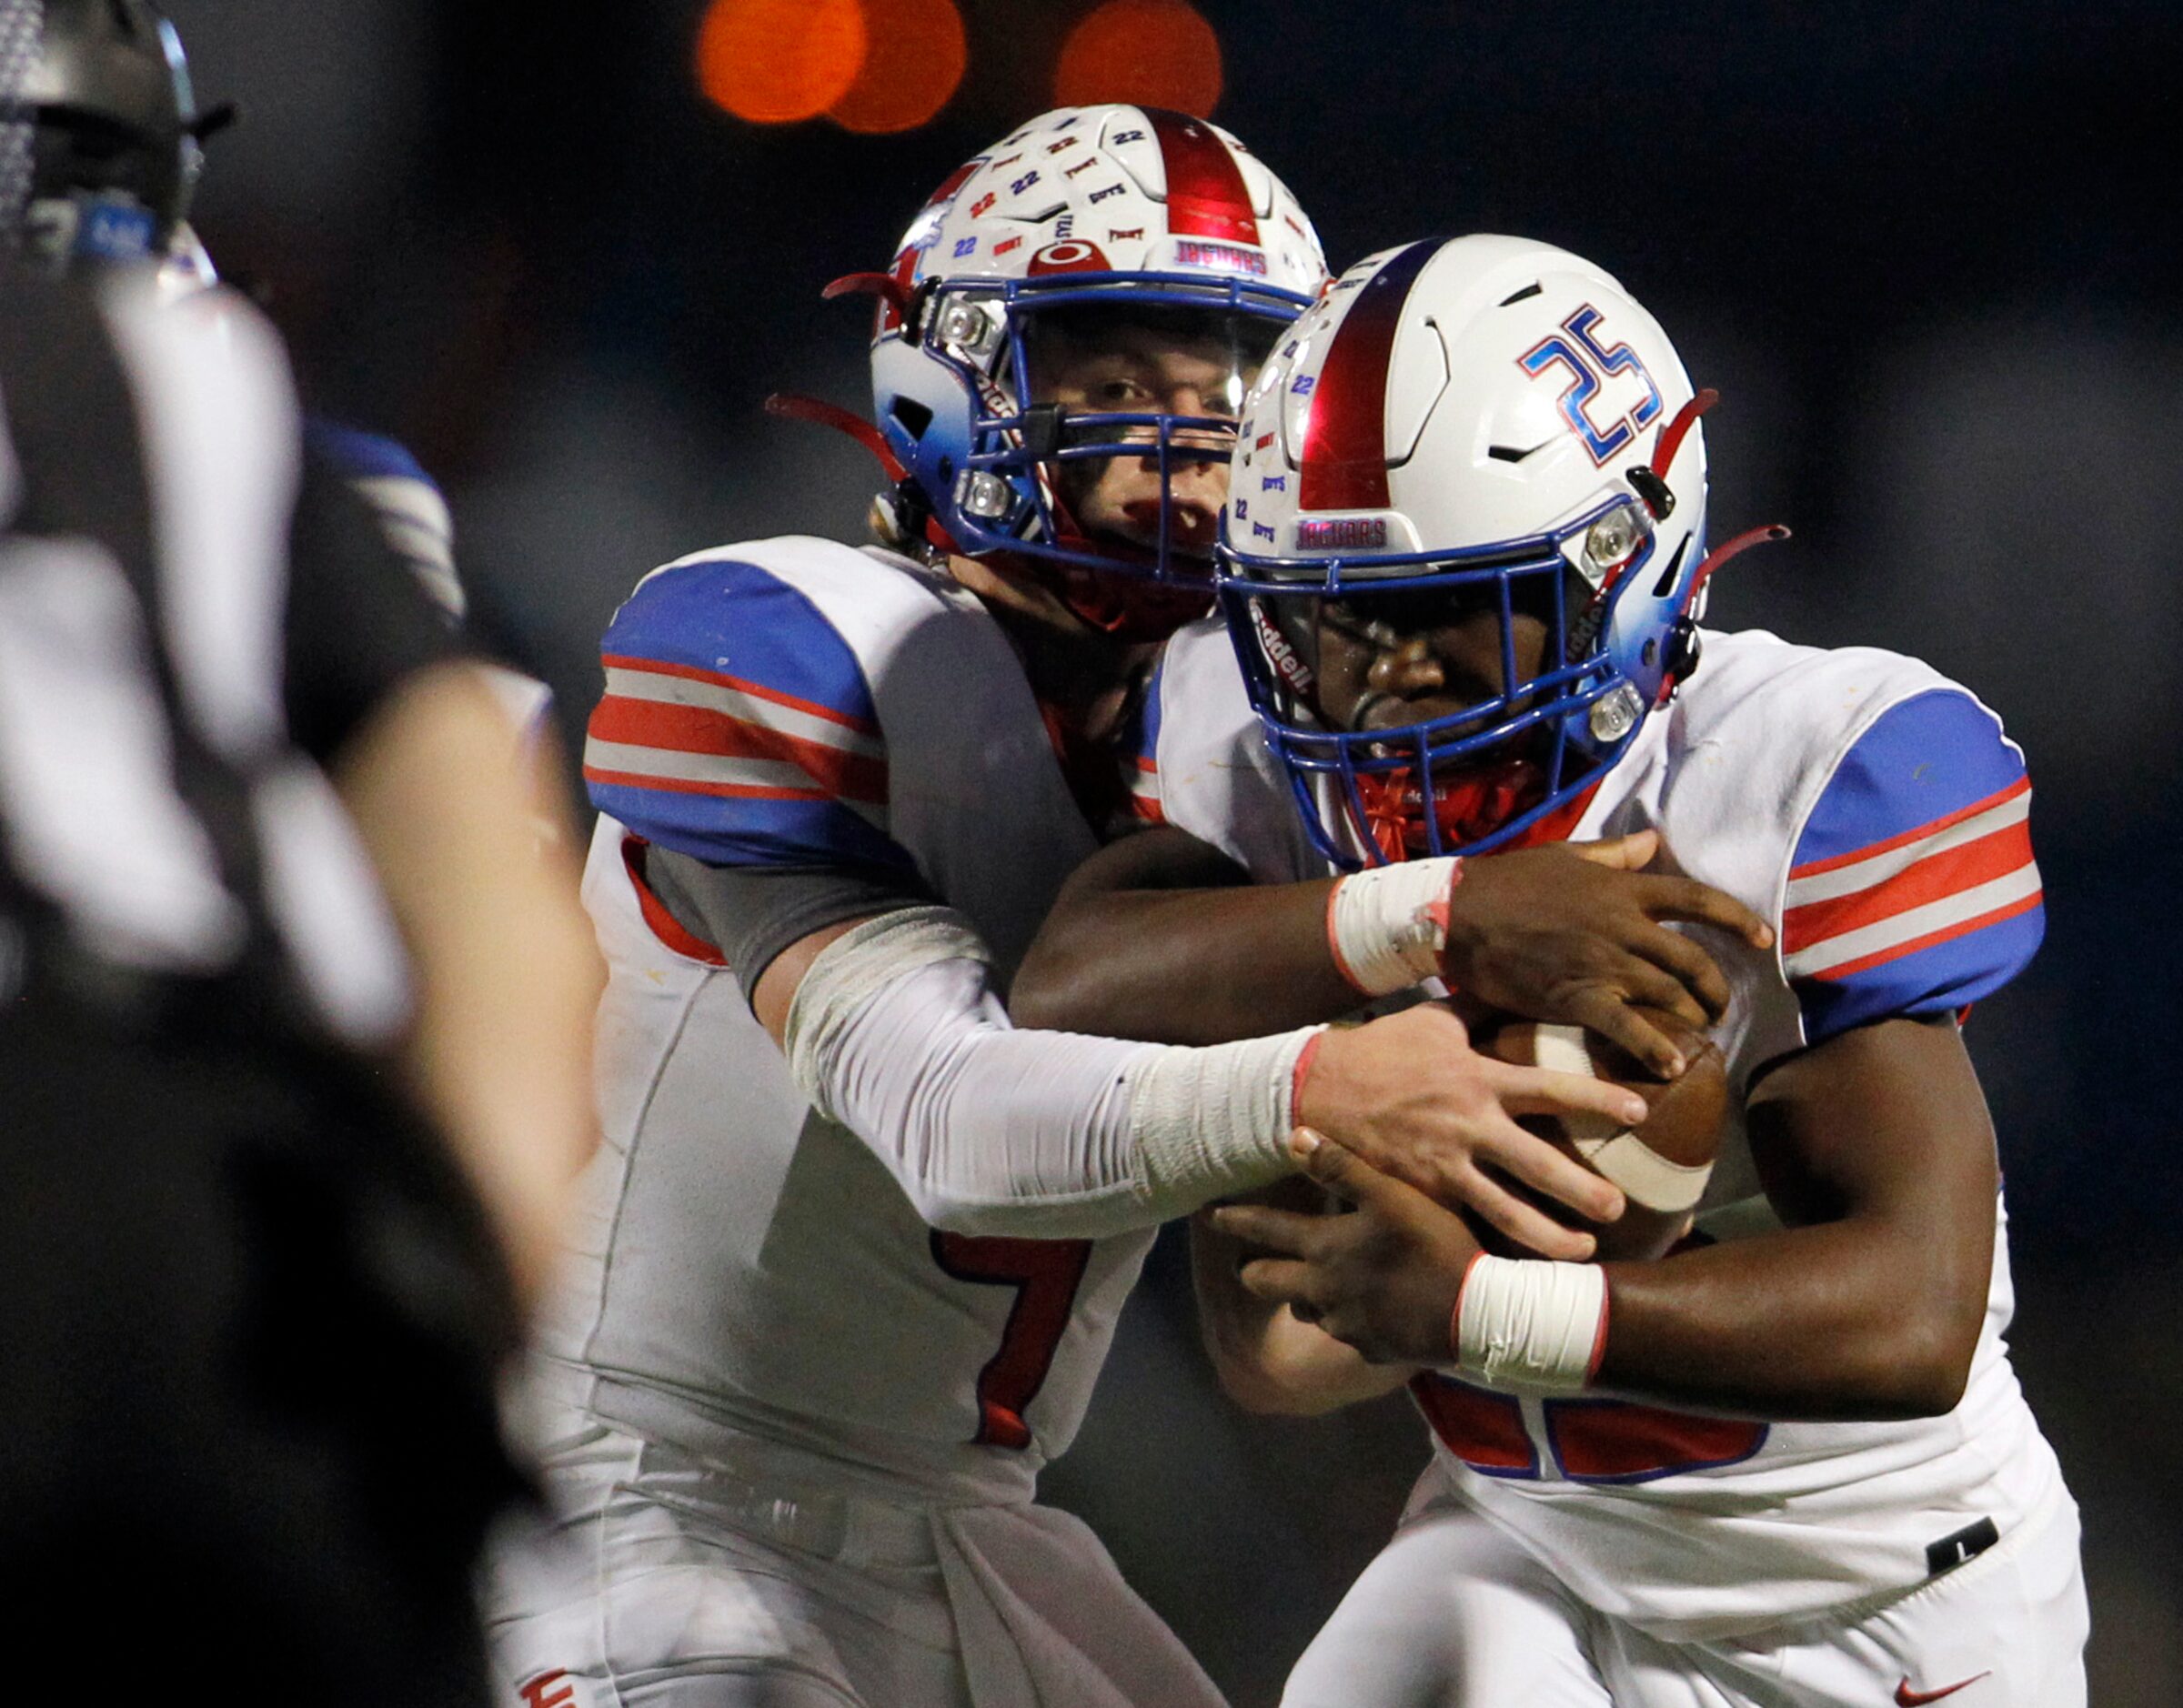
[848,105,1326,638]
[1219,234,1785,866]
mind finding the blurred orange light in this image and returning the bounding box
[1054,0,1223,118]
[696,0,869,126]
[829,0,968,134]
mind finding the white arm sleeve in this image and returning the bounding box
[782,907,1319,1239]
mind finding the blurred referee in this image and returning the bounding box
[2,4,597,1699]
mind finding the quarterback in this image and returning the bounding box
[1012,236,2087,1705]
[483,118,1774,1708]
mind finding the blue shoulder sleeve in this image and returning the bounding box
[1781,688,2043,1043]
[305,419,433,483]
[582,557,911,873]
[304,417,465,622]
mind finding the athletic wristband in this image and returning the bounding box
[1453,1253,1609,1394]
[1289,1030,1325,1123]
[1325,857,1463,997]
[1122,1023,1327,1220]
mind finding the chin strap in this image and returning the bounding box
[1639,382,1791,618]
[1685,522,1793,608]
[1652,387,1718,485]
[823,269,915,322]
[763,392,907,483]
[1655,522,1793,705]
[793,267,920,477]
[763,391,966,558]
[1626,386,1794,704]
[1627,387,1718,521]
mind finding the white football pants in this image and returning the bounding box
[482,1423,1227,1708]
[1283,1470,2086,1708]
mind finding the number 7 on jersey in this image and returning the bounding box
[930,1232,1092,1450]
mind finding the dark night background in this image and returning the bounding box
[160,2,2180,1701]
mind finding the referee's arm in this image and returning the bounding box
[289,460,601,1309]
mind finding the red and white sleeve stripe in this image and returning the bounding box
[1780,776,2039,983]
[1127,755,1165,824]
[582,653,888,826]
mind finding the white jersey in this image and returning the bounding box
[532,537,1155,1502]
[1144,617,2066,1641]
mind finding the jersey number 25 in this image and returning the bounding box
[1413,1372,1766,1484]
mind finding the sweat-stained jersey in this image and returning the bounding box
[528,536,1158,1502]
[1142,615,2066,1641]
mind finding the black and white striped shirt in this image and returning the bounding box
[0,265,417,1045]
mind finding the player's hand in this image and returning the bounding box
[1216,1128,1480,1366]
[1440,829,1774,1079]
[1297,1001,1638,1261]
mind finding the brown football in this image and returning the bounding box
[1472,1008,1729,1261]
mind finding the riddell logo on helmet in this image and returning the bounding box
[1296,517,1388,550]
[1251,602,1317,696]
[1175,239,1269,276]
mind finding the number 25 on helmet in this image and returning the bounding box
[1219,234,1785,865]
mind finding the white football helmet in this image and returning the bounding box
[1220,235,1772,865]
[857,105,1326,636]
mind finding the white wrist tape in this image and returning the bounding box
[1327,857,1460,996]
[1455,1255,1608,1394]
[1121,1025,1323,1218]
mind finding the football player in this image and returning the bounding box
[486,119,1768,1708]
[1010,236,2087,1706]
